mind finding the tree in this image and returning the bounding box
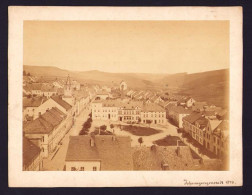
[138,137,143,146]
[27,72,31,76]
[100,125,107,131]
[110,124,114,129]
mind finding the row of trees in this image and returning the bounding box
[79,115,92,135]
[94,124,114,135]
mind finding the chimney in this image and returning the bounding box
[90,137,95,147]
[90,132,95,147]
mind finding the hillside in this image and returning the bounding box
[176,69,229,108]
[23,65,229,107]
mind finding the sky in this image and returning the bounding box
[23,20,229,74]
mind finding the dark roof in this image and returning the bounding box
[170,106,192,114]
[51,96,72,111]
[23,137,41,167]
[23,97,47,107]
[65,135,133,170]
[142,103,165,112]
[133,145,195,170]
[195,117,209,130]
[26,83,43,90]
[23,107,66,134]
[183,112,203,124]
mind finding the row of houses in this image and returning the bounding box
[91,99,167,125]
[183,112,229,159]
[23,75,95,171]
[126,90,164,104]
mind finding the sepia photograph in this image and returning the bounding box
[8,6,242,187]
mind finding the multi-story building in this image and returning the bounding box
[23,107,72,158]
[118,101,142,123]
[141,103,166,125]
[167,105,192,128]
[92,99,120,121]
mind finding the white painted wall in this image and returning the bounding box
[65,161,101,171]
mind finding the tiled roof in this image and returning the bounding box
[23,97,48,108]
[195,117,209,130]
[170,106,192,114]
[23,137,41,167]
[183,112,203,124]
[41,84,57,92]
[23,107,66,134]
[51,96,72,111]
[65,135,133,170]
[133,145,195,170]
[26,83,43,90]
[142,103,165,112]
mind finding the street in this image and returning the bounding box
[42,106,91,171]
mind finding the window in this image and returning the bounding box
[93,166,97,171]
[80,167,85,171]
[71,167,76,171]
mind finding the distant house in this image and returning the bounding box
[23,96,48,121]
[132,145,196,170]
[182,112,203,135]
[141,103,166,125]
[192,102,208,112]
[23,137,43,171]
[29,83,43,96]
[177,97,196,108]
[96,91,110,100]
[120,80,127,91]
[23,107,69,158]
[167,105,192,128]
[41,84,57,98]
[65,135,133,171]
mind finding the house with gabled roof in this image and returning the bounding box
[177,97,196,108]
[23,96,48,121]
[65,135,133,171]
[23,107,69,158]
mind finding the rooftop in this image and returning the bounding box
[51,96,72,111]
[23,107,66,134]
[183,112,203,124]
[65,135,133,170]
[142,103,165,112]
[23,137,41,167]
[133,145,195,170]
[23,96,48,108]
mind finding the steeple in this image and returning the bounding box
[64,74,72,97]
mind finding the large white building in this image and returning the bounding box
[91,100,167,125]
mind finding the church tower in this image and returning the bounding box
[64,74,72,97]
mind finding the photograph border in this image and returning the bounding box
[8,6,243,187]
